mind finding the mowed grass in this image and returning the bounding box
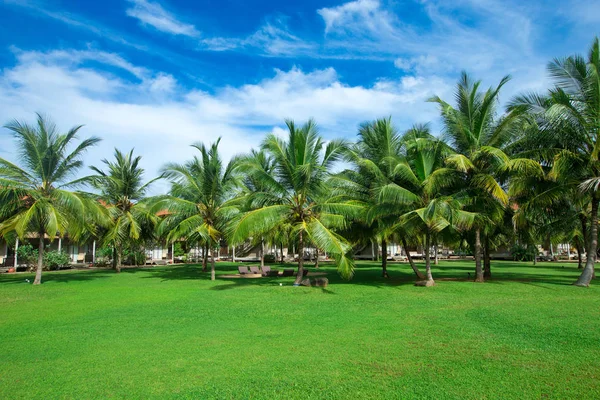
[0,260,599,399]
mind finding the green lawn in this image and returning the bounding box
[0,261,599,399]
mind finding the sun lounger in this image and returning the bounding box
[238,266,249,275]
[282,269,294,277]
[249,266,261,274]
[261,266,279,277]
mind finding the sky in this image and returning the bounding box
[0,0,599,193]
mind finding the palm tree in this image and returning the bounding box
[0,114,101,284]
[383,124,473,285]
[509,37,600,286]
[229,119,360,284]
[153,139,241,281]
[342,118,426,279]
[429,72,538,282]
[90,149,160,272]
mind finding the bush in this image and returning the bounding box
[263,254,276,263]
[510,244,538,261]
[44,250,71,270]
[17,243,39,271]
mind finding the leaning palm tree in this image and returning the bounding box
[153,139,241,281]
[429,72,539,281]
[0,114,101,284]
[509,37,600,286]
[90,149,160,272]
[229,119,360,284]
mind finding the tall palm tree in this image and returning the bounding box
[429,72,538,282]
[229,119,360,284]
[0,114,101,284]
[153,139,241,281]
[343,118,426,279]
[509,38,600,286]
[90,149,160,272]
[379,124,473,285]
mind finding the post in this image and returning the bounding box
[567,243,571,260]
[171,242,175,263]
[92,240,96,265]
[232,245,236,262]
[58,237,62,253]
[14,237,19,269]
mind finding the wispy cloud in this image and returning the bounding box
[200,17,316,57]
[125,0,199,37]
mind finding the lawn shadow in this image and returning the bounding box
[0,268,114,284]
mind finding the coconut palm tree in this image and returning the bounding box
[509,37,600,286]
[90,149,160,272]
[153,138,241,281]
[429,72,539,281]
[379,124,474,285]
[228,119,360,284]
[342,117,426,279]
[0,114,101,284]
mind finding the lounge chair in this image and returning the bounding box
[282,269,294,277]
[249,266,261,274]
[238,266,249,275]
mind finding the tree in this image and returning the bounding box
[154,139,241,281]
[229,119,359,284]
[510,37,600,286]
[0,114,101,284]
[343,117,426,279]
[383,124,472,285]
[90,149,159,273]
[429,72,538,281]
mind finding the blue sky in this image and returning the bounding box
[1,0,599,191]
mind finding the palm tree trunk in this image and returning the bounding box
[202,243,208,272]
[210,243,216,281]
[381,238,389,278]
[33,231,44,285]
[474,228,484,282]
[575,197,598,286]
[115,246,122,273]
[483,235,491,279]
[577,242,583,269]
[580,215,588,254]
[402,237,425,279]
[424,232,434,285]
[260,238,265,268]
[294,230,305,285]
[371,239,376,261]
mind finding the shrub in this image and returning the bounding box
[17,243,39,271]
[44,250,71,270]
[510,244,538,261]
[263,254,276,263]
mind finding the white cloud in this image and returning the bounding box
[125,0,199,37]
[0,48,455,193]
[201,18,315,57]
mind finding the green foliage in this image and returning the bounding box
[173,242,186,257]
[263,253,276,263]
[510,243,539,261]
[0,114,103,283]
[16,243,38,269]
[43,250,70,270]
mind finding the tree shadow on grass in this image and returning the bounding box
[0,268,114,284]
[119,261,586,289]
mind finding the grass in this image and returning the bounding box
[0,260,599,399]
